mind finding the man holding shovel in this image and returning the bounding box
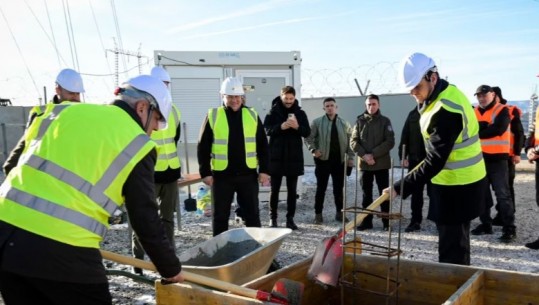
[0,75,183,304]
[386,52,487,265]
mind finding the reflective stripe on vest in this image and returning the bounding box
[474,102,510,155]
[152,104,181,171]
[208,107,258,170]
[0,103,155,248]
[419,85,486,185]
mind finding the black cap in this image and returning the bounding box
[474,85,492,96]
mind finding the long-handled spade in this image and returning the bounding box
[182,122,197,212]
[101,250,303,305]
[307,192,389,287]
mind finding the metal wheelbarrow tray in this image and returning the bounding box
[179,227,292,285]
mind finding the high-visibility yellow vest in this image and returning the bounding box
[420,85,486,185]
[208,107,258,171]
[152,104,181,171]
[474,102,510,155]
[0,103,155,248]
[27,101,76,128]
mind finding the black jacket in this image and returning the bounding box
[197,105,269,178]
[263,97,310,176]
[394,79,486,224]
[398,107,426,162]
[0,100,181,283]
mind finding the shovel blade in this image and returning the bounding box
[313,239,344,286]
[307,236,344,286]
[271,278,304,305]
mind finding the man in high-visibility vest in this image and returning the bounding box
[3,68,85,175]
[197,77,270,236]
[130,67,182,275]
[490,86,525,224]
[471,85,516,243]
[386,52,487,265]
[0,75,184,304]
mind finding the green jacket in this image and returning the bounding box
[350,110,395,171]
[305,114,354,163]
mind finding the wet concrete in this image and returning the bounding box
[183,240,263,267]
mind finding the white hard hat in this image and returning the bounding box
[56,68,85,93]
[125,75,171,129]
[398,52,436,91]
[220,77,244,96]
[150,66,171,83]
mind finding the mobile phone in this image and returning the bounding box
[288,113,295,118]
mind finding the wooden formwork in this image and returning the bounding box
[155,253,539,305]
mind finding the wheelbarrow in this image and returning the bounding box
[180,227,292,285]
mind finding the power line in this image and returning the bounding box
[110,0,128,79]
[64,0,80,71]
[89,0,113,91]
[23,0,68,67]
[0,4,42,101]
[61,0,76,69]
[43,0,61,68]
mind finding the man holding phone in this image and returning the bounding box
[263,86,310,230]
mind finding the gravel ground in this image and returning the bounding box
[1,164,539,304]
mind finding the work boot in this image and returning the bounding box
[471,223,493,235]
[314,214,323,225]
[269,219,278,228]
[357,220,373,231]
[492,214,503,226]
[286,218,298,230]
[382,219,390,231]
[335,213,349,223]
[499,227,516,243]
[525,238,539,250]
[405,222,421,233]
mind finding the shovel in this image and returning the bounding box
[101,250,303,305]
[182,122,197,212]
[307,192,389,286]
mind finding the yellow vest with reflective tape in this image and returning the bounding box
[208,107,258,171]
[0,103,155,248]
[419,85,486,185]
[152,104,181,171]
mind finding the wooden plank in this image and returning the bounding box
[482,269,539,305]
[156,281,263,305]
[442,270,484,305]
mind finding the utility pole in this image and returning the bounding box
[106,39,148,87]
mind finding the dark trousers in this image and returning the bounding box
[0,271,112,305]
[213,173,261,236]
[360,169,390,226]
[132,181,177,259]
[494,159,517,214]
[437,221,471,265]
[270,175,299,220]
[479,160,515,228]
[408,159,426,224]
[314,159,345,215]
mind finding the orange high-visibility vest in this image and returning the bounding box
[474,102,510,155]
